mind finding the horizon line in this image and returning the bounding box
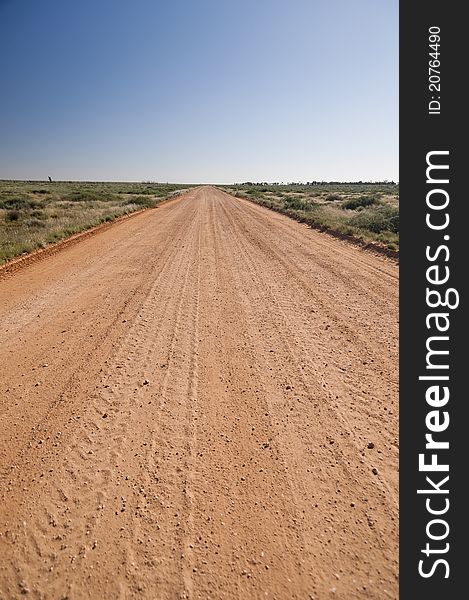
[0,178,400,185]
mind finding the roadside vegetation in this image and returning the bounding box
[221,182,399,252]
[1,180,399,264]
[0,181,190,263]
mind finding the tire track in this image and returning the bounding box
[215,192,398,597]
[0,186,398,600]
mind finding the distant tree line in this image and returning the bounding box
[236,180,397,186]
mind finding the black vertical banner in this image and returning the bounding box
[400,2,465,598]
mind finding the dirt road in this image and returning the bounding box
[0,187,398,599]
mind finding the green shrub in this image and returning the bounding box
[5,210,20,221]
[0,197,38,210]
[325,193,342,202]
[284,197,314,211]
[350,205,399,233]
[342,195,379,210]
[125,196,155,208]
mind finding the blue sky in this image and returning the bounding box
[0,0,398,183]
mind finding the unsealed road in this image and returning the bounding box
[0,187,398,599]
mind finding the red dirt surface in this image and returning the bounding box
[0,186,398,599]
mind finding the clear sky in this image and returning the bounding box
[0,0,398,183]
